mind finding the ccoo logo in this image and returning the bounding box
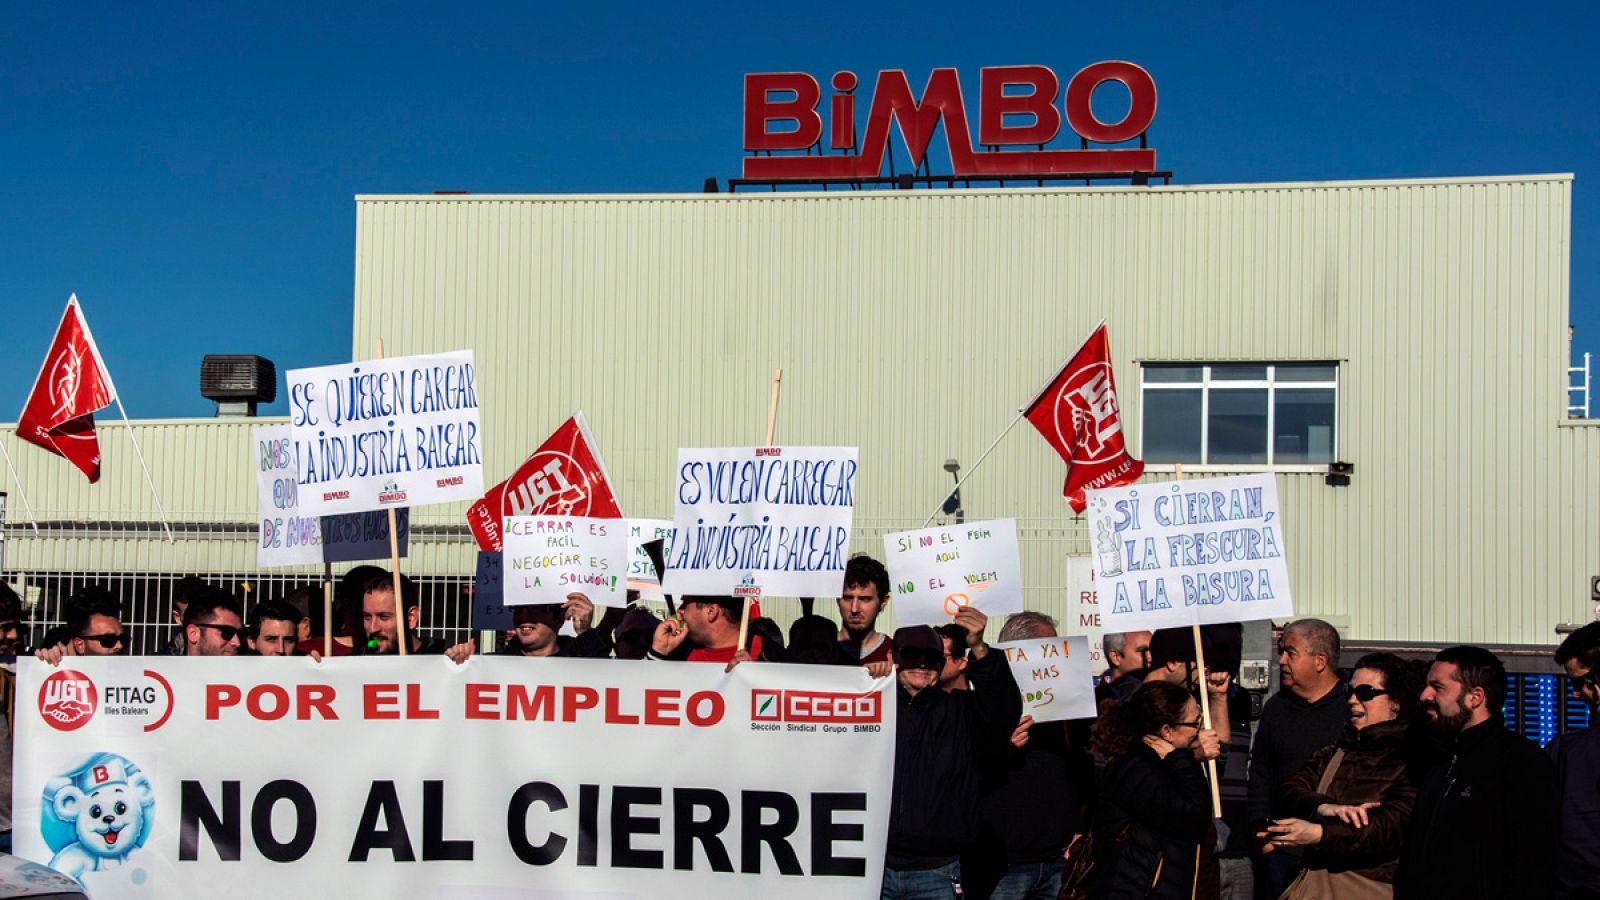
[39,670,98,732]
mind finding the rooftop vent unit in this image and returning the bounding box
[200,354,276,417]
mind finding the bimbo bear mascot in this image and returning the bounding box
[42,753,154,881]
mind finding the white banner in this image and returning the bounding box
[13,658,893,899]
[253,424,410,568]
[627,518,675,602]
[882,519,1024,628]
[502,516,629,607]
[1065,555,1104,670]
[1084,473,1294,632]
[663,447,858,598]
[287,350,484,516]
[992,635,1098,723]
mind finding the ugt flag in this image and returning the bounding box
[465,411,624,551]
[1022,323,1143,514]
[17,295,116,483]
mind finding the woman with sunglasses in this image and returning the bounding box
[1259,652,1425,899]
[1088,679,1222,899]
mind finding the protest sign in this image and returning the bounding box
[663,447,858,598]
[466,412,623,552]
[992,635,1098,722]
[253,424,409,568]
[882,519,1024,628]
[13,657,893,898]
[471,551,512,632]
[1084,473,1294,632]
[286,350,483,516]
[502,516,629,607]
[1065,554,1104,669]
[627,518,675,602]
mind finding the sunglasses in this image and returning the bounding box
[78,632,124,649]
[1351,684,1391,702]
[193,623,244,642]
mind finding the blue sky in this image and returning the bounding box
[3,2,1597,419]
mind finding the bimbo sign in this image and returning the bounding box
[742,62,1157,180]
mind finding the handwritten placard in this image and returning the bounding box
[502,516,628,607]
[287,350,484,516]
[472,551,513,632]
[1085,473,1294,632]
[662,447,858,598]
[626,518,674,602]
[992,635,1098,722]
[882,519,1024,628]
[254,425,409,568]
[1066,554,1104,669]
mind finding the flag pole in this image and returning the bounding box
[374,338,409,657]
[111,394,174,544]
[737,368,783,654]
[922,410,1026,527]
[0,439,41,533]
[1174,463,1223,818]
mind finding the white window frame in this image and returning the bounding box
[1138,362,1340,473]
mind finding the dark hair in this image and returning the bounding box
[1556,622,1600,673]
[1148,628,1196,669]
[512,604,562,628]
[1352,652,1427,719]
[255,599,304,629]
[1435,645,1507,713]
[64,586,121,637]
[1201,623,1243,677]
[935,623,969,661]
[786,614,841,664]
[171,575,211,613]
[1286,618,1342,668]
[0,581,22,621]
[360,571,419,612]
[339,565,388,634]
[842,554,890,600]
[182,587,242,627]
[282,586,319,633]
[749,617,784,655]
[1091,680,1195,761]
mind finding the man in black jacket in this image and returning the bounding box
[883,610,1021,900]
[1400,645,1558,899]
[1552,623,1600,900]
[494,594,611,659]
[1248,618,1349,899]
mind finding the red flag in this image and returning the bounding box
[466,412,624,551]
[17,295,116,483]
[1022,323,1144,514]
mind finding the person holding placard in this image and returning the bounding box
[838,555,894,669]
[356,571,474,662]
[1088,680,1222,900]
[935,624,970,692]
[495,594,611,659]
[649,596,762,668]
[881,611,1020,900]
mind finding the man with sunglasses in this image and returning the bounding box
[496,593,610,659]
[33,586,126,664]
[183,588,245,657]
[1552,622,1600,899]
[881,608,1020,900]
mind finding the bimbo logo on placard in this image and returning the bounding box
[733,574,763,597]
[39,670,97,731]
[378,478,408,504]
[743,62,1157,180]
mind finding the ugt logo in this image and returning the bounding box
[39,670,97,732]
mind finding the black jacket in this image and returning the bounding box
[1090,743,1213,900]
[1398,717,1559,899]
[495,629,612,658]
[886,648,1021,870]
[1246,680,1350,824]
[963,720,1094,897]
[1551,726,1600,900]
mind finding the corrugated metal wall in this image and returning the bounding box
[4,175,1593,648]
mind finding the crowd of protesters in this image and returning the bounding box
[0,555,1596,900]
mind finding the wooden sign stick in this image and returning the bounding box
[1175,464,1223,817]
[737,368,783,653]
[375,337,410,657]
[323,560,335,658]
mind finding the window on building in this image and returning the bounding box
[1140,363,1338,466]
